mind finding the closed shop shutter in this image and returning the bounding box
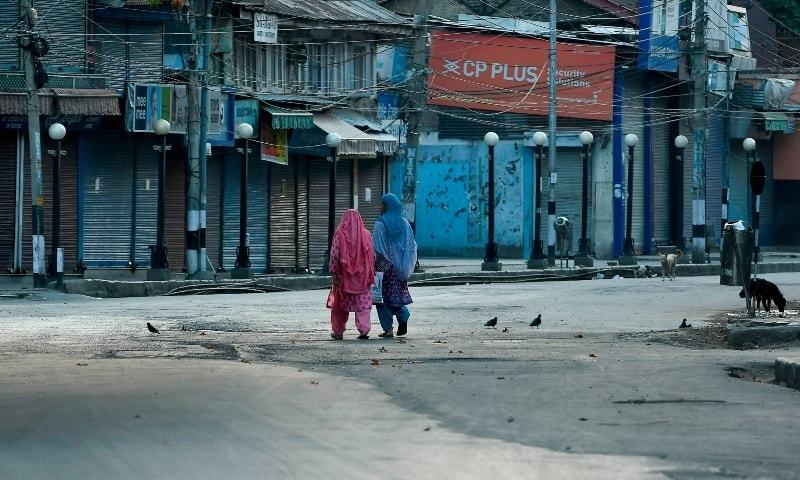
[23,136,79,273]
[727,140,749,224]
[651,99,671,246]
[0,2,19,70]
[165,146,186,271]
[269,162,296,272]
[356,157,384,232]
[296,158,309,272]
[82,133,134,267]
[0,133,18,270]
[543,148,582,253]
[133,140,158,269]
[37,0,86,72]
[205,154,223,270]
[706,109,725,246]
[622,74,645,254]
[221,151,268,271]
[308,157,353,271]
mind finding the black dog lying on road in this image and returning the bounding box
[739,278,787,314]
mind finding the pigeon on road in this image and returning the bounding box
[530,314,542,328]
[484,317,498,327]
[147,322,160,334]
[679,319,692,329]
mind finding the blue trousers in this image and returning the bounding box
[376,304,410,332]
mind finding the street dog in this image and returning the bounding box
[659,250,682,281]
[739,278,787,315]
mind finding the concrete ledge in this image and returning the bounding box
[727,325,800,348]
[774,357,800,390]
[58,261,800,299]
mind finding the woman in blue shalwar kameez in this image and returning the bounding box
[372,194,418,338]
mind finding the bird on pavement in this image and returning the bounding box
[147,322,160,334]
[679,319,692,329]
[530,314,542,328]
[485,317,498,327]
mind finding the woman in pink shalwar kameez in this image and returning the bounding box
[327,209,375,340]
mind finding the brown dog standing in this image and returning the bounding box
[659,250,682,281]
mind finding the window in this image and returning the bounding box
[233,34,286,91]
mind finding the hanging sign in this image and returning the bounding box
[261,118,288,165]
[254,13,278,43]
[126,84,222,134]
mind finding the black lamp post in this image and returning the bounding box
[673,135,688,253]
[321,132,342,275]
[47,122,66,288]
[744,137,765,280]
[147,119,171,281]
[481,132,501,271]
[527,131,547,269]
[232,122,254,279]
[620,133,638,264]
[575,131,593,266]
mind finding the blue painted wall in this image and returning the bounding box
[413,139,526,257]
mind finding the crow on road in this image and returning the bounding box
[530,314,542,328]
[485,317,498,327]
[147,322,160,334]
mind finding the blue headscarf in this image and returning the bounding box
[373,193,417,280]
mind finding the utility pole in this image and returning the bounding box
[403,0,430,273]
[547,0,558,266]
[195,0,213,279]
[691,0,707,263]
[21,0,46,287]
[185,6,203,277]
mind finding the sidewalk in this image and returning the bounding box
[2,253,800,298]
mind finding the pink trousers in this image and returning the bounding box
[331,308,371,336]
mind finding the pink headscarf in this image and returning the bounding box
[330,209,375,294]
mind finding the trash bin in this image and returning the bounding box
[720,220,753,286]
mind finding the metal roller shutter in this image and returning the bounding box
[127,23,163,85]
[296,158,309,272]
[205,154,222,270]
[0,133,18,270]
[133,140,158,269]
[308,157,352,271]
[651,100,671,246]
[268,162,296,272]
[757,141,775,246]
[356,157,384,232]
[82,133,134,267]
[98,21,128,91]
[165,145,186,272]
[622,74,645,254]
[0,2,19,70]
[37,0,86,72]
[727,140,749,224]
[548,148,583,254]
[221,151,268,271]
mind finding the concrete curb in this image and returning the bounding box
[57,261,800,299]
[774,357,800,390]
[727,325,800,348]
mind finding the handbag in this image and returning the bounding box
[371,272,384,304]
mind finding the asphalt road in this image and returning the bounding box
[1,272,799,479]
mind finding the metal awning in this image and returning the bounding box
[312,112,376,158]
[262,105,314,130]
[760,111,794,133]
[0,88,120,116]
[332,109,398,154]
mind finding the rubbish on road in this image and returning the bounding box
[163,281,291,296]
[369,358,380,366]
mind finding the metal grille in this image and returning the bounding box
[165,144,185,272]
[0,133,18,270]
[268,161,296,272]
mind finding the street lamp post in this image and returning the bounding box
[482,132,501,271]
[575,131,594,267]
[744,137,765,281]
[321,132,342,275]
[148,119,172,281]
[47,122,66,288]
[232,122,254,279]
[620,133,638,265]
[674,135,688,254]
[527,131,548,269]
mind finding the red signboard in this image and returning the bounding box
[427,31,616,121]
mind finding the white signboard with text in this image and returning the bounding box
[254,13,277,43]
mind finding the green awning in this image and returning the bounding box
[262,105,315,130]
[760,111,794,133]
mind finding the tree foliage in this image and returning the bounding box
[758,0,800,33]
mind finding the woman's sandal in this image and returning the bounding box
[330,333,344,340]
[378,330,393,338]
